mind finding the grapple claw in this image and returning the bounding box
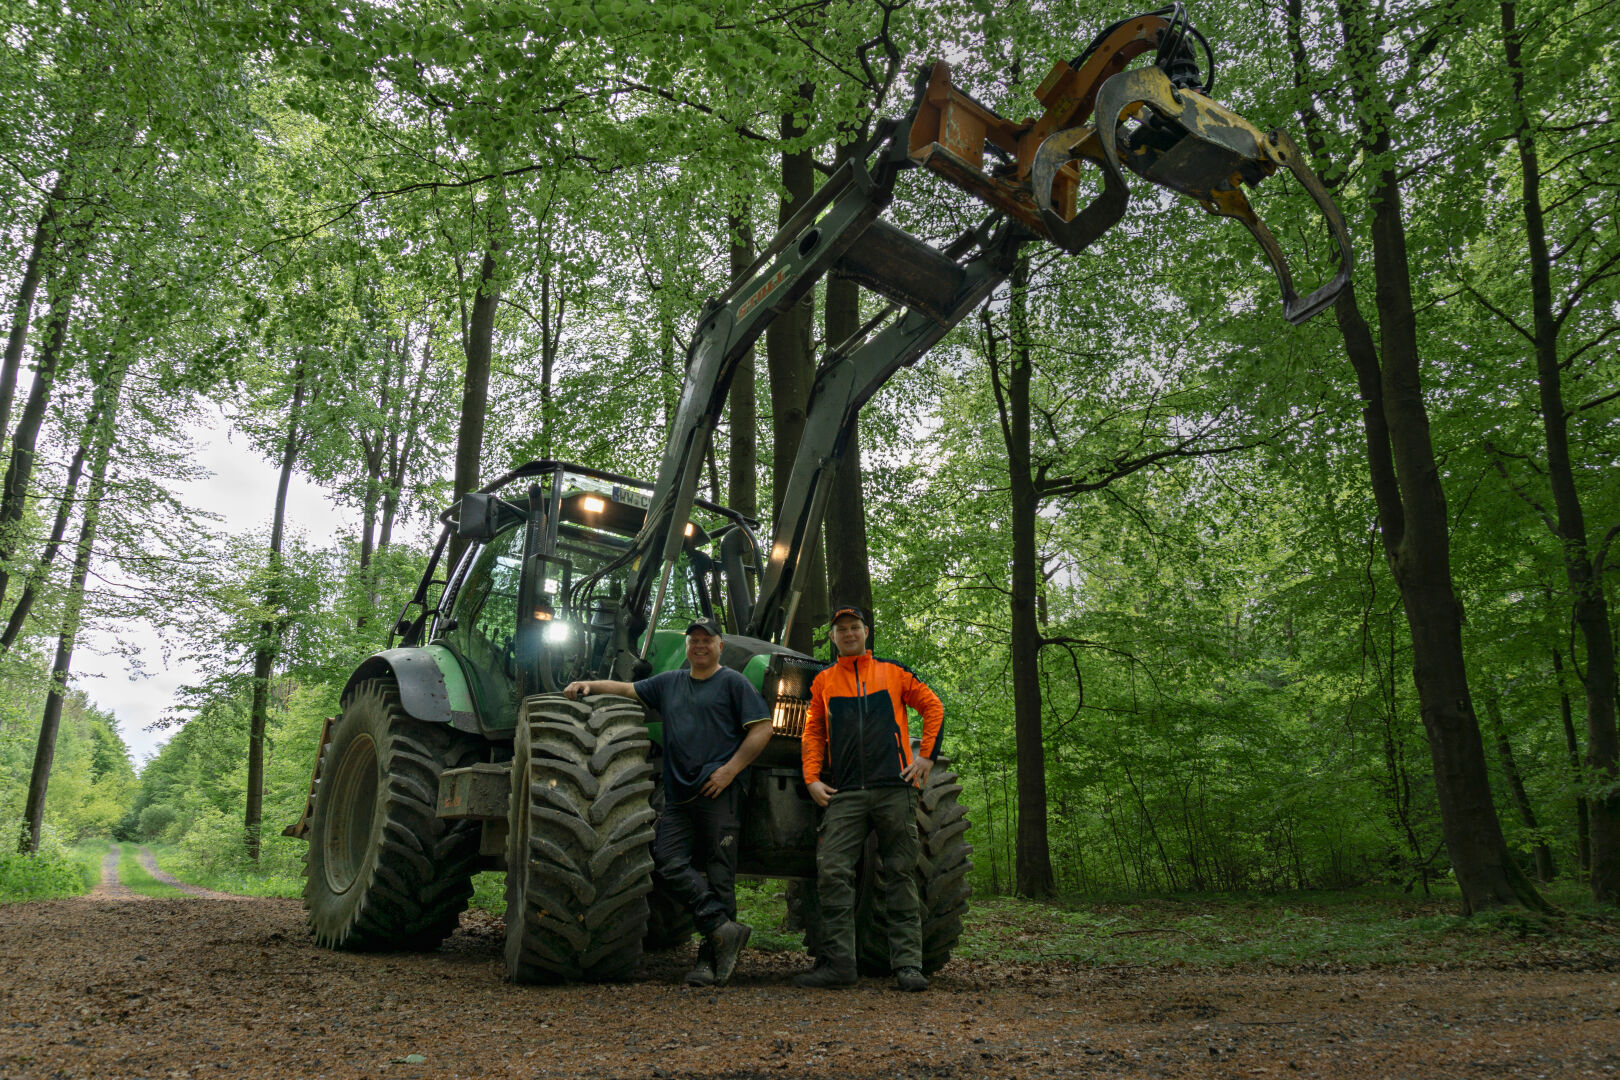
[1031,124,1128,255]
[1095,65,1353,324]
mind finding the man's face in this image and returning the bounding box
[686,628,721,666]
[830,615,869,657]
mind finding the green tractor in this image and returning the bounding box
[288,11,1350,982]
[289,462,973,980]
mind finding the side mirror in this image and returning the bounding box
[455,493,499,540]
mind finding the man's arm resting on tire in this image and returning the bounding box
[700,717,774,798]
[563,679,639,701]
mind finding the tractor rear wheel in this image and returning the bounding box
[505,694,657,983]
[303,677,481,950]
[855,762,973,975]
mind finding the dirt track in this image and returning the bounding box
[2,862,1618,1079]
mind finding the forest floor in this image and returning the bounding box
[2,849,1618,1080]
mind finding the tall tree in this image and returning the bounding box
[1287,0,1547,911]
[244,358,308,860]
[18,351,126,852]
[1473,0,1620,902]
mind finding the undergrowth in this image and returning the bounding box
[0,834,104,902]
[143,839,304,898]
[143,852,1620,971]
[946,880,1618,969]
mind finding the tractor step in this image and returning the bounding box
[436,762,510,821]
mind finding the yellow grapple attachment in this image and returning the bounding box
[902,6,1353,325]
[1094,66,1353,324]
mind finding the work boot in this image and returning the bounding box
[792,960,858,989]
[683,953,716,987]
[894,966,928,992]
[708,919,752,986]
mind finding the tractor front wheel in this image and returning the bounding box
[505,694,657,982]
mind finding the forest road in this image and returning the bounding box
[1,895,1616,1080]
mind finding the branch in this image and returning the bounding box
[1558,246,1620,329]
[1483,441,1557,536]
[1458,279,1535,344]
[613,79,772,143]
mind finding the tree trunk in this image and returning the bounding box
[380,324,436,562]
[244,360,305,861]
[0,389,102,650]
[727,215,757,520]
[0,175,65,449]
[0,254,83,612]
[1484,690,1556,882]
[985,255,1056,898]
[540,272,562,461]
[1554,647,1592,876]
[767,90,827,654]
[1324,0,1544,913]
[448,245,499,571]
[18,353,124,853]
[1502,0,1620,903]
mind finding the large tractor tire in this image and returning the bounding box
[303,677,481,950]
[505,694,657,983]
[855,762,973,975]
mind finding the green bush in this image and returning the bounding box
[153,808,304,897]
[0,826,102,902]
[138,803,179,841]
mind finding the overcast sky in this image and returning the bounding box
[71,419,349,768]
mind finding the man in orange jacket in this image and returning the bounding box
[794,605,944,991]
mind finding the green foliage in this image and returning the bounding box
[0,834,102,902]
[952,886,1620,969]
[137,804,179,842]
[146,841,304,899]
[0,656,137,842]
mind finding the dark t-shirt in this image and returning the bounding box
[634,666,770,804]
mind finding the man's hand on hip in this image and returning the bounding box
[901,756,933,786]
[701,764,738,798]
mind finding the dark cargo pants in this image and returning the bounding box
[652,784,741,935]
[816,785,922,971]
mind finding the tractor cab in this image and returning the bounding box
[391,460,764,736]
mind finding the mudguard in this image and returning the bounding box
[341,645,482,736]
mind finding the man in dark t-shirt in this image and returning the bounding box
[564,618,772,986]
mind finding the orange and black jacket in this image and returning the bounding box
[801,650,944,791]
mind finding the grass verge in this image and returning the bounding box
[466,877,1619,969]
[142,842,303,898]
[114,843,188,898]
[951,881,1619,970]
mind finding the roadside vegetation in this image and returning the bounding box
[0,833,104,902]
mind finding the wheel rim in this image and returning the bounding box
[323,733,379,894]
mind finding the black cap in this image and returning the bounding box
[685,618,724,637]
[830,605,868,625]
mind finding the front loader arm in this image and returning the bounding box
[609,135,910,676]
[610,4,1352,668]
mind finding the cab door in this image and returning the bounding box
[441,521,527,734]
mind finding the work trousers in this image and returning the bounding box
[816,785,922,972]
[651,784,741,935]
